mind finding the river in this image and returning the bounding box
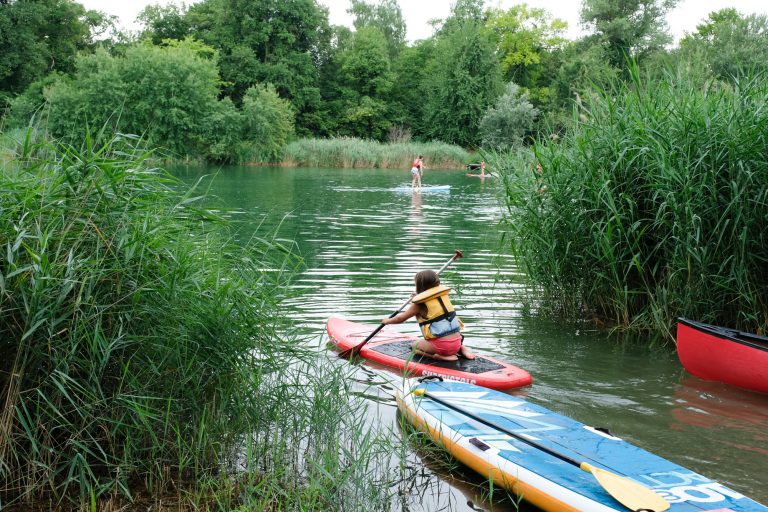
[176,165,768,511]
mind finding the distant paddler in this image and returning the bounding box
[411,155,424,190]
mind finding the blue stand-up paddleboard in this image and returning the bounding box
[397,378,768,512]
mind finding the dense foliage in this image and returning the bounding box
[4,0,768,335]
[6,0,766,155]
[679,8,768,79]
[479,82,538,149]
[0,133,401,508]
[7,40,294,163]
[500,67,768,337]
[0,0,110,105]
[5,0,758,161]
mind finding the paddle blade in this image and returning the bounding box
[581,463,669,512]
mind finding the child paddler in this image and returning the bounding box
[382,270,475,361]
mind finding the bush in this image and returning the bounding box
[9,40,247,162]
[240,84,295,163]
[479,82,539,149]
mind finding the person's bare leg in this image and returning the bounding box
[459,345,476,360]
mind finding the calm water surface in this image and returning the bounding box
[176,166,768,510]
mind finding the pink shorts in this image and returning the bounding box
[428,334,462,357]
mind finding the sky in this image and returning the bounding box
[79,0,768,43]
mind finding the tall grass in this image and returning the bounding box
[282,137,470,169]
[499,66,768,339]
[0,131,401,509]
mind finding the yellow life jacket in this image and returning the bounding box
[412,285,463,339]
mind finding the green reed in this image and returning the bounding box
[0,131,400,509]
[499,66,768,339]
[282,137,470,169]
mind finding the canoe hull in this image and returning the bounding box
[677,318,768,394]
[397,378,768,512]
[327,316,531,390]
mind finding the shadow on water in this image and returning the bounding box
[175,165,768,509]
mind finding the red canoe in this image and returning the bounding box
[676,318,768,394]
[327,316,532,390]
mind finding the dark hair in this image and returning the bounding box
[418,155,423,158]
[414,270,439,293]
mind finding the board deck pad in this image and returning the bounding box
[370,339,506,373]
[327,316,532,390]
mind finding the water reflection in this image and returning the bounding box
[408,190,423,237]
[175,166,768,509]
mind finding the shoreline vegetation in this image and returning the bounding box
[497,66,768,339]
[0,132,403,510]
[275,137,471,169]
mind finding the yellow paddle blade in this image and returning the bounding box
[581,463,669,512]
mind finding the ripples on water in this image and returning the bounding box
[176,166,768,510]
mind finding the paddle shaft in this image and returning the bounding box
[343,250,462,357]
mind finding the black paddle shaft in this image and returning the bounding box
[359,310,400,344]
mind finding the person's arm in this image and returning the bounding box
[382,302,420,325]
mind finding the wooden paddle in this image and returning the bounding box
[413,387,670,512]
[339,250,463,359]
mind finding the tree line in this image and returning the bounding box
[2,0,768,162]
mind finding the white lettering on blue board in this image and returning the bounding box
[638,471,710,488]
[654,482,745,504]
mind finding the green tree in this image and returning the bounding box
[241,84,295,161]
[42,39,242,161]
[390,39,435,137]
[479,82,538,148]
[441,0,484,31]
[336,26,393,138]
[315,25,354,135]
[552,39,619,107]
[0,0,109,101]
[423,16,503,146]
[348,0,406,58]
[679,8,768,79]
[137,2,190,44]
[580,0,678,67]
[339,26,392,97]
[187,0,331,135]
[485,5,566,84]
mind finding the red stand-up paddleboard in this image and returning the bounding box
[327,316,532,390]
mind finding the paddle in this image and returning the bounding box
[339,250,463,359]
[413,387,670,512]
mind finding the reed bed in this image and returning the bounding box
[499,67,768,338]
[282,137,470,169]
[0,131,401,509]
